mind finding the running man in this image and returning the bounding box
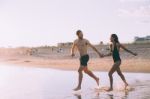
[104,34,137,91]
[71,30,103,91]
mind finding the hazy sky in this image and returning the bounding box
[0,0,150,47]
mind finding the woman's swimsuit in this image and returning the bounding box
[112,44,121,62]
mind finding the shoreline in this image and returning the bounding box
[0,56,150,73]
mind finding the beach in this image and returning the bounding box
[0,43,150,99]
[1,0,150,98]
[0,43,150,73]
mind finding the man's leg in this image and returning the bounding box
[83,67,99,86]
[73,66,84,91]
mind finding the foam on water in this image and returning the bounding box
[0,63,150,99]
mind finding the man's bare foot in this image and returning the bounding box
[106,88,113,92]
[73,87,81,91]
[96,77,99,86]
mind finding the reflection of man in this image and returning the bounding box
[71,30,103,91]
[74,94,82,99]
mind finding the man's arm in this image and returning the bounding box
[71,42,76,57]
[87,41,103,57]
[119,43,137,56]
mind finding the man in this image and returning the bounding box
[71,30,103,91]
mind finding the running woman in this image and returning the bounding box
[104,34,137,91]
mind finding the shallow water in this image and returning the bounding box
[0,64,150,99]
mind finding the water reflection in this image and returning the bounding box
[0,64,150,99]
[73,88,130,99]
[107,94,114,99]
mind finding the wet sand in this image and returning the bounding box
[0,56,150,73]
[0,64,150,99]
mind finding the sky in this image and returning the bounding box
[0,0,150,47]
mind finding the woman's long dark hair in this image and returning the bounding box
[111,34,119,43]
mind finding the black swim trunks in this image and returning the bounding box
[80,54,89,66]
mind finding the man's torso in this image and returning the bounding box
[74,39,89,56]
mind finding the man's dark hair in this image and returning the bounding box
[76,30,82,36]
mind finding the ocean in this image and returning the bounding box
[0,64,149,99]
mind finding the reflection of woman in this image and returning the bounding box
[104,34,137,91]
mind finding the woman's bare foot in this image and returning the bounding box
[73,87,81,91]
[106,87,113,91]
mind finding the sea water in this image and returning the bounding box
[0,64,149,99]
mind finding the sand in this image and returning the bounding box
[1,57,150,73]
[0,43,150,73]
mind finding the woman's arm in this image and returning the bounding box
[119,43,137,56]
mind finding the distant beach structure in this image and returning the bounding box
[57,42,73,47]
[134,35,150,44]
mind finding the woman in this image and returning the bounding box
[104,34,137,91]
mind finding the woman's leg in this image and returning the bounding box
[107,61,120,91]
[117,67,128,88]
